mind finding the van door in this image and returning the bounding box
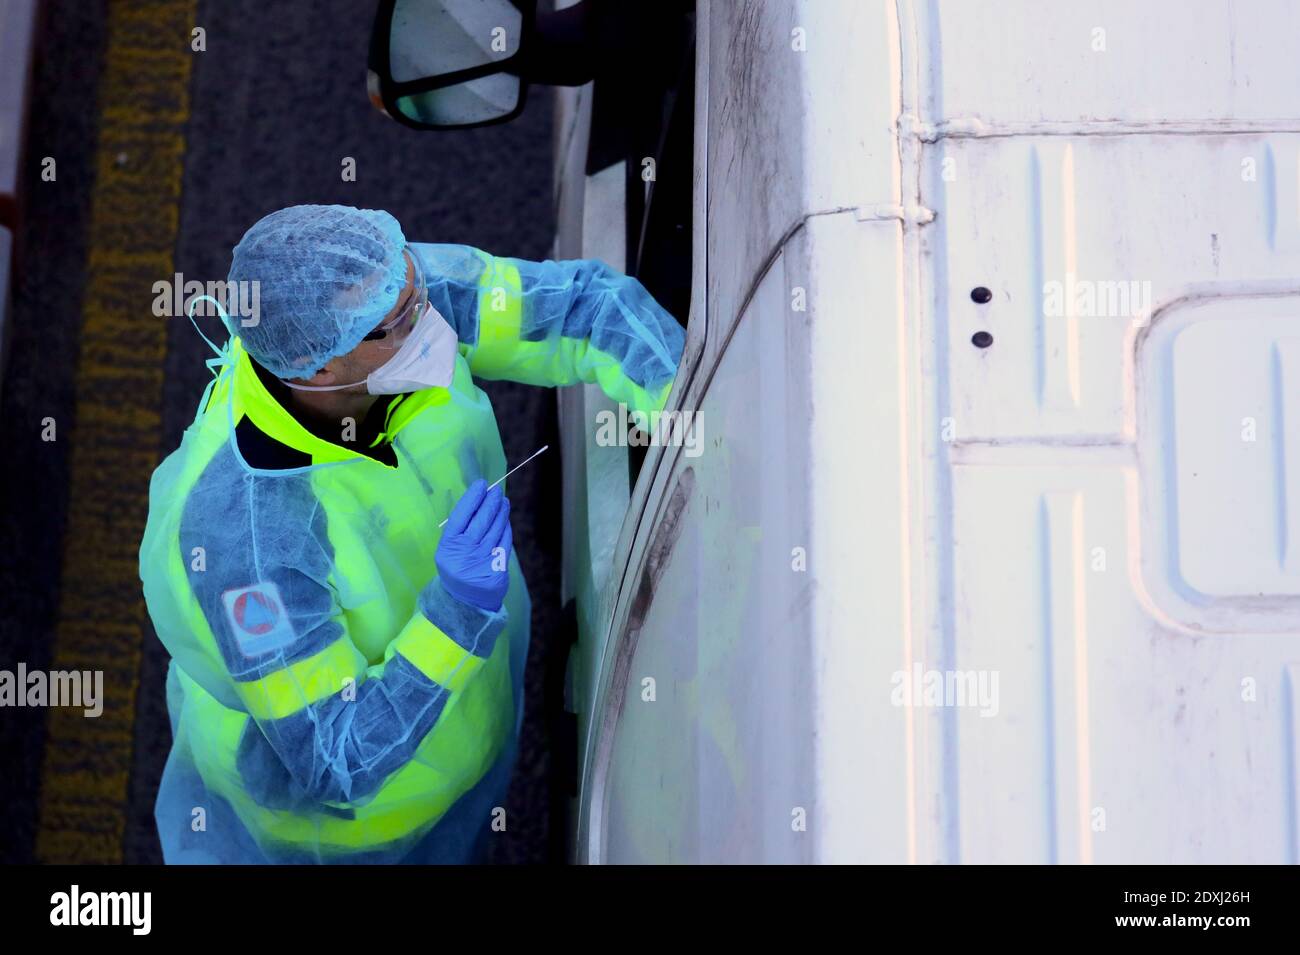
[920,0,1300,862]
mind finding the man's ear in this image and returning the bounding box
[307,359,344,386]
[286,360,341,389]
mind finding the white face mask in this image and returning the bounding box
[280,304,460,395]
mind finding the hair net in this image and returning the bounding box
[226,205,409,379]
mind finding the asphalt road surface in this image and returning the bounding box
[0,0,563,864]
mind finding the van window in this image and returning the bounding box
[585,9,695,483]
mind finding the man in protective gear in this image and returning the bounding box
[139,204,683,863]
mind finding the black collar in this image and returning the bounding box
[241,359,403,468]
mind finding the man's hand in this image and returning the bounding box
[435,479,513,612]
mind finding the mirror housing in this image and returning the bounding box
[368,0,534,130]
[368,0,608,131]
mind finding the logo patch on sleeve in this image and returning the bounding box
[221,582,297,657]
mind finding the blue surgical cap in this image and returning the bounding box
[226,205,408,379]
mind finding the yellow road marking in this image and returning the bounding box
[35,0,198,863]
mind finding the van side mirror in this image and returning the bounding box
[368,0,535,130]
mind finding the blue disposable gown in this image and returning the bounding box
[140,245,683,863]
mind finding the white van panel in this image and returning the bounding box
[582,0,1300,864]
[916,4,1300,862]
[1164,304,1299,599]
[921,0,1300,127]
[1140,294,1300,634]
[599,249,817,863]
[596,211,916,863]
[703,0,899,366]
[950,461,1298,863]
[804,213,915,864]
[926,135,1300,441]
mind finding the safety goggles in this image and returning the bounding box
[362,248,428,350]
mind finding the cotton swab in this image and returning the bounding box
[438,444,550,528]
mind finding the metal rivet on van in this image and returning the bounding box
[970,286,992,304]
[971,331,993,348]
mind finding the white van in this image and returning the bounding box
[373,0,1300,863]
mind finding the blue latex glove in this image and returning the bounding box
[435,479,513,612]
